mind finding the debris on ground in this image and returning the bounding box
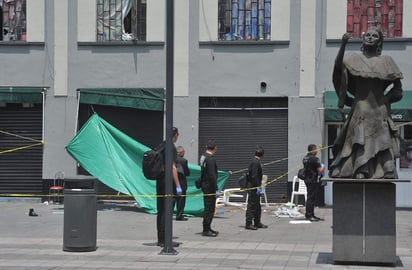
[271,205,304,218]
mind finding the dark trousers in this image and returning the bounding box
[245,190,261,225]
[305,181,318,218]
[202,194,216,232]
[156,179,165,243]
[175,184,187,219]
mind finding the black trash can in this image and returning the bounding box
[63,176,97,252]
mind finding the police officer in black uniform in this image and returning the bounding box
[199,139,219,237]
[245,146,268,230]
[302,144,324,222]
[175,146,190,221]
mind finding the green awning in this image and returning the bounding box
[324,91,412,122]
[78,88,165,111]
[0,87,44,103]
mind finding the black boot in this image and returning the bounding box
[202,225,217,237]
[202,231,218,237]
[210,228,219,235]
[29,208,38,217]
[255,223,268,228]
[245,223,257,230]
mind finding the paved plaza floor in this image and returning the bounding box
[0,200,411,270]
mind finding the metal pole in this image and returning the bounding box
[160,0,177,255]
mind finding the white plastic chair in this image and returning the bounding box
[290,175,307,206]
[245,175,269,207]
[222,188,244,207]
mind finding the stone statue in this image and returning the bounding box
[329,27,403,179]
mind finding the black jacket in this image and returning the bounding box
[200,152,218,193]
[303,153,321,183]
[176,156,190,188]
[248,157,263,188]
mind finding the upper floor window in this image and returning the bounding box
[97,0,146,41]
[347,0,402,39]
[1,0,26,41]
[218,0,271,41]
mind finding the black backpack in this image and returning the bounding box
[142,145,165,180]
[195,156,207,189]
[238,172,249,189]
[298,156,309,180]
[297,167,306,180]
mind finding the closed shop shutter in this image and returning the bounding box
[199,97,288,203]
[0,104,43,194]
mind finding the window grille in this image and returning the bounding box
[347,0,402,38]
[97,0,146,41]
[218,0,271,41]
[0,0,26,41]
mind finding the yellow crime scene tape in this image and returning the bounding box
[0,129,44,155]
[0,128,332,200]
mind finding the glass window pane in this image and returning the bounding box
[347,0,403,38]
[218,0,271,41]
[1,0,26,41]
[96,0,146,41]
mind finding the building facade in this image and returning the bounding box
[0,0,411,206]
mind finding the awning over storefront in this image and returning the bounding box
[0,87,45,103]
[78,88,165,111]
[324,91,412,122]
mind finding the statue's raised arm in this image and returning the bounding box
[332,33,352,110]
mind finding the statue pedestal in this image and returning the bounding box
[322,178,410,265]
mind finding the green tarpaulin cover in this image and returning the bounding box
[65,113,230,216]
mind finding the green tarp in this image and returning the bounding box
[78,88,165,111]
[65,113,230,216]
[324,91,412,122]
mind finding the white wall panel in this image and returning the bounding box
[147,0,165,41]
[174,0,189,96]
[271,0,290,41]
[326,1,346,39]
[199,0,218,41]
[77,0,96,42]
[299,0,316,96]
[54,0,69,96]
[26,0,45,42]
[403,1,412,37]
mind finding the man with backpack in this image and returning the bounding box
[156,127,182,247]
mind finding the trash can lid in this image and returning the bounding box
[64,176,97,190]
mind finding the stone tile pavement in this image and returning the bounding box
[0,200,411,270]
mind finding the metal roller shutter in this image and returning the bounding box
[0,104,43,194]
[199,97,288,203]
